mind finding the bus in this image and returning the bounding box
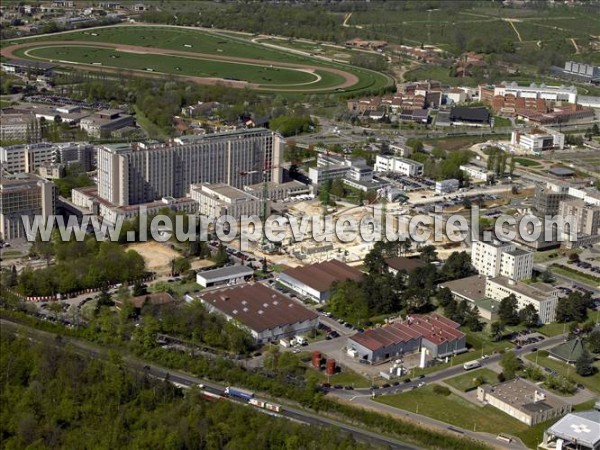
[463,361,481,371]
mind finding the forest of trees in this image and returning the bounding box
[327,241,477,325]
[15,237,146,296]
[0,334,367,450]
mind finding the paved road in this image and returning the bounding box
[0,318,418,450]
[321,332,570,449]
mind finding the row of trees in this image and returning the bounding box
[409,148,474,182]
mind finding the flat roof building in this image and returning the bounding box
[278,259,364,303]
[0,173,56,240]
[190,183,263,220]
[189,283,319,344]
[478,378,571,426]
[374,155,424,177]
[542,406,600,450]
[196,265,254,288]
[95,129,282,208]
[485,276,558,324]
[384,256,426,275]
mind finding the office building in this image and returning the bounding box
[485,276,558,323]
[435,179,460,194]
[188,283,319,344]
[96,129,282,207]
[460,164,493,183]
[374,155,423,177]
[479,82,578,104]
[511,127,565,153]
[562,61,600,83]
[244,180,309,201]
[0,113,39,143]
[190,183,263,220]
[558,198,600,237]
[534,182,570,216]
[471,240,533,281]
[348,313,466,364]
[477,378,571,426]
[0,142,94,175]
[79,109,135,138]
[0,173,56,240]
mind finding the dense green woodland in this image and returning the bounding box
[0,334,367,449]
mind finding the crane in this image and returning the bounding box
[240,163,281,249]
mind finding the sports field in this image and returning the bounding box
[3,25,393,94]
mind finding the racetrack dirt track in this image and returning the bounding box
[2,40,360,92]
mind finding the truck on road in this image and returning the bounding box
[224,386,255,401]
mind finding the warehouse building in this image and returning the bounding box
[189,283,319,344]
[278,259,364,302]
[196,265,254,288]
[347,313,466,364]
[477,378,571,426]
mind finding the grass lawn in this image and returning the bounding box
[425,134,510,152]
[150,280,202,298]
[533,249,563,263]
[376,385,529,435]
[444,368,498,392]
[537,321,569,337]
[492,116,512,128]
[25,45,329,87]
[10,25,392,95]
[551,264,600,287]
[514,157,542,167]
[315,366,371,388]
[525,353,600,395]
[0,250,22,259]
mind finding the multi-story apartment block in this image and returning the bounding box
[471,240,533,281]
[558,198,600,237]
[95,129,283,207]
[534,182,570,216]
[485,276,559,324]
[0,142,95,174]
[0,173,56,240]
[190,183,263,220]
[499,248,534,282]
[374,155,423,177]
[0,113,40,143]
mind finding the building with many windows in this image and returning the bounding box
[190,183,263,220]
[374,155,423,177]
[94,129,283,208]
[485,276,558,324]
[0,142,95,175]
[0,173,56,240]
[511,127,565,153]
[471,240,533,281]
